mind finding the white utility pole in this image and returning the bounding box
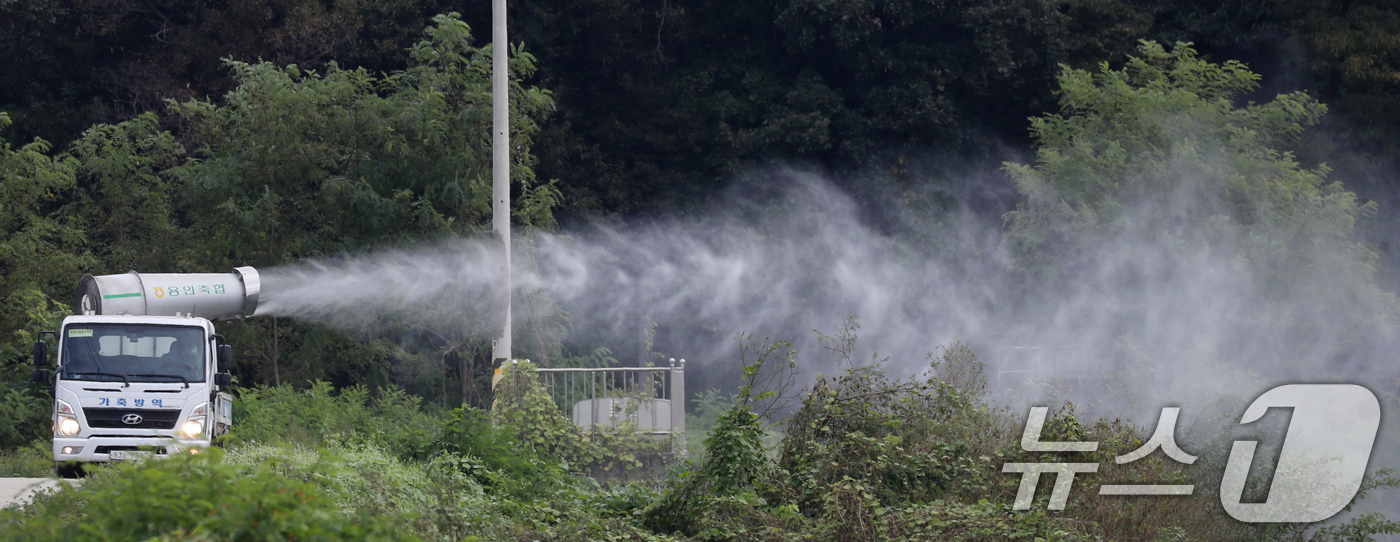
[491,0,512,368]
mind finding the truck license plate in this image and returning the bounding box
[109,450,152,461]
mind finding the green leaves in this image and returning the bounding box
[69,112,190,273]
[490,360,666,478]
[0,449,418,541]
[0,111,90,393]
[172,12,555,267]
[700,406,770,494]
[641,338,793,537]
[1003,40,1370,294]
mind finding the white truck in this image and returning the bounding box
[31,268,260,477]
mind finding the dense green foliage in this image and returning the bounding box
[6,0,1400,213]
[2,1,1397,417]
[1004,41,1369,288]
[229,381,438,457]
[999,41,1398,376]
[1,449,417,541]
[0,358,685,541]
[636,339,1400,541]
[492,360,670,474]
[5,3,1400,540]
[0,14,562,411]
[5,340,1400,540]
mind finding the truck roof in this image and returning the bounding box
[62,314,215,331]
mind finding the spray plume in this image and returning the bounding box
[254,167,1399,422]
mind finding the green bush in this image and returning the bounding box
[882,499,1097,541]
[587,482,663,519]
[771,342,1019,539]
[0,441,51,477]
[643,337,795,539]
[0,448,415,541]
[232,440,666,541]
[8,338,1399,541]
[492,360,670,474]
[437,406,577,501]
[228,381,438,459]
[225,442,499,541]
[685,389,738,457]
[643,403,784,538]
[641,328,1400,541]
[0,375,51,451]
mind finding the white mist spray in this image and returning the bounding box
[255,167,1399,423]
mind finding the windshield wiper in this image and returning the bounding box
[129,374,190,389]
[67,372,130,388]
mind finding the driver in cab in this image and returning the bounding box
[163,339,204,381]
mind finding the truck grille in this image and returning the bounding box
[84,408,180,429]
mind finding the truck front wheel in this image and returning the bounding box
[55,462,85,479]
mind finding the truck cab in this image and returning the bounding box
[33,268,258,476]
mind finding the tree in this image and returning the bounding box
[159,13,559,391]
[495,0,1080,214]
[174,13,554,264]
[0,14,563,400]
[0,113,91,356]
[1277,0,1400,156]
[69,113,192,274]
[1006,42,1355,277]
[1002,41,1394,364]
[0,113,93,448]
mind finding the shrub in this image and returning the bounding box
[642,329,1400,541]
[225,442,500,541]
[685,388,738,456]
[0,448,415,541]
[642,337,795,538]
[882,499,1098,541]
[0,377,50,451]
[491,360,670,475]
[779,342,1014,521]
[228,381,438,459]
[0,441,51,477]
[437,406,577,501]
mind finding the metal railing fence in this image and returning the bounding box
[535,358,686,451]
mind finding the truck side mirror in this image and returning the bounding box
[217,344,232,373]
[32,368,50,382]
[214,373,233,387]
[32,340,47,367]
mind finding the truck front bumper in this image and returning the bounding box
[54,436,211,464]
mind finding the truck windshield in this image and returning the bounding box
[59,324,206,384]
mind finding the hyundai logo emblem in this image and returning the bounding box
[121,413,143,425]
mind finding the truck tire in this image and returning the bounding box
[55,462,84,479]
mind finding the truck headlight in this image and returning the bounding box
[180,419,205,439]
[181,402,208,439]
[54,399,80,436]
[56,416,80,436]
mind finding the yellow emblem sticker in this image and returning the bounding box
[68,329,93,337]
